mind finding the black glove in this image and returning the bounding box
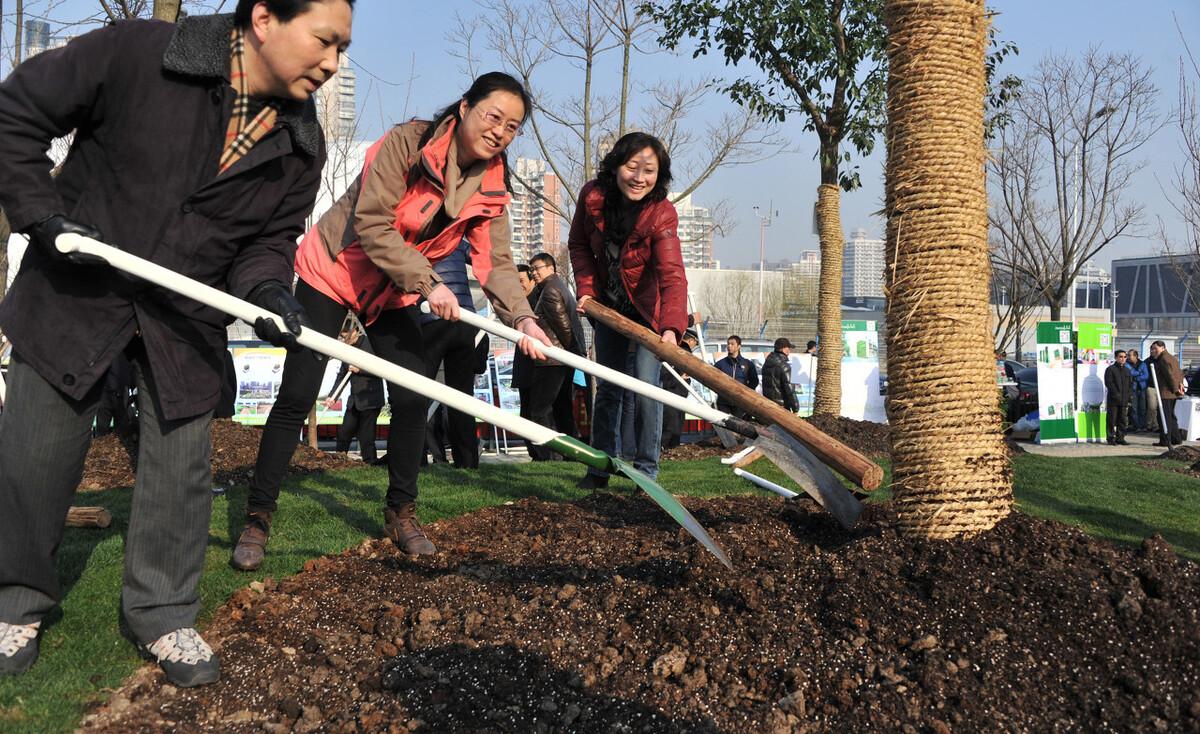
[247,281,310,352]
[28,214,109,267]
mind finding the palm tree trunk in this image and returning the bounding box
[813,182,844,416]
[883,0,1012,539]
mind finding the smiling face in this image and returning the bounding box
[246,0,353,101]
[615,147,659,202]
[456,91,525,166]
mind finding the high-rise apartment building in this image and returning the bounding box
[670,192,716,270]
[842,228,886,298]
[314,64,357,138]
[23,20,67,60]
[509,158,563,264]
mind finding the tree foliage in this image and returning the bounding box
[647,0,887,190]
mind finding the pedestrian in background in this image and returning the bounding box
[714,334,758,419]
[660,331,699,449]
[1148,340,1185,447]
[1104,349,1132,445]
[1126,349,1148,431]
[325,329,384,464]
[763,338,799,413]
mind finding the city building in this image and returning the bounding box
[842,228,885,299]
[1112,254,1198,364]
[509,158,563,263]
[670,192,716,270]
[22,20,68,60]
[314,64,357,139]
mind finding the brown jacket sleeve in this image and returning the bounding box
[354,124,442,296]
[467,208,534,327]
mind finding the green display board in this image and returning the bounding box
[1035,322,1078,443]
[1075,323,1114,442]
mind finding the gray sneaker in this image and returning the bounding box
[142,628,220,687]
[0,620,40,675]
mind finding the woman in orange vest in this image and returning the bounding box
[233,72,548,570]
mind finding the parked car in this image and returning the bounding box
[1006,367,1038,422]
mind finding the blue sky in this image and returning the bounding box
[6,0,1199,273]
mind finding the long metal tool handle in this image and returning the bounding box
[426,303,754,435]
[58,235,733,569]
[58,234,572,454]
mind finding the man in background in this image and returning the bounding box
[713,335,757,419]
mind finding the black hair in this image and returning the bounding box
[418,71,532,192]
[1152,339,1167,349]
[727,335,742,345]
[1115,350,1127,357]
[806,340,817,350]
[529,252,556,271]
[235,0,354,27]
[596,132,672,204]
[516,264,532,276]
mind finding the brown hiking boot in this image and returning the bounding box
[230,512,272,571]
[383,504,436,555]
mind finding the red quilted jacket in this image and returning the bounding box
[567,180,689,337]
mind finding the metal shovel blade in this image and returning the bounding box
[750,425,863,530]
[609,456,733,570]
[713,424,741,449]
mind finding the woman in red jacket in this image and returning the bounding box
[569,132,688,487]
[233,72,549,569]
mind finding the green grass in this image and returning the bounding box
[0,452,1196,733]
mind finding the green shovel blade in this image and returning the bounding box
[609,456,733,571]
[543,435,732,570]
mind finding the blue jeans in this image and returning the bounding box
[589,320,664,479]
[1130,386,1146,430]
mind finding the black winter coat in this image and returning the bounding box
[1104,363,1132,406]
[762,350,798,412]
[0,15,324,420]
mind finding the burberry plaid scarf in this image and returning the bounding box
[219,27,280,174]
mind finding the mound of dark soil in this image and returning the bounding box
[660,436,730,461]
[804,415,891,458]
[1162,445,1200,464]
[80,495,1200,733]
[78,419,356,492]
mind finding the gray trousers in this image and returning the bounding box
[0,351,213,644]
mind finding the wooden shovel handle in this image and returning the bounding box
[583,300,883,490]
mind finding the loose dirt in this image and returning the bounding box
[77,419,356,492]
[79,494,1200,733]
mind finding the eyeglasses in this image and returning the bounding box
[473,106,522,138]
[530,262,553,272]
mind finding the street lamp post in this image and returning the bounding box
[752,204,773,326]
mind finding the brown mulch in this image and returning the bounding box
[77,419,356,492]
[80,494,1200,734]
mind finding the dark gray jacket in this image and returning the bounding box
[0,15,324,419]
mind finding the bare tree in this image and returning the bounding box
[989,48,1161,321]
[988,238,1041,358]
[1162,25,1200,315]
[449,0,780,222]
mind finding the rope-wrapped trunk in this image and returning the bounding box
[813,183,844,416]
[883,0,1012,539]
